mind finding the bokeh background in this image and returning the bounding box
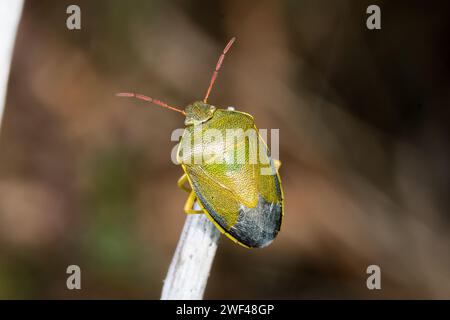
[1,0,450,299]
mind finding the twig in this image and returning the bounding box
[161,202,221,300]
[0,0,24,129]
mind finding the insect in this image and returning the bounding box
[117,37,284,248]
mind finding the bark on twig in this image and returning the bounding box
[161,202,220,300]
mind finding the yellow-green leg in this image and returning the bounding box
[184,190,204,214]
[178,173,203,214]
[177,173,191,193]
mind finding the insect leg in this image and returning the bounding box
[184,191,204,214]
[177,174,191,193]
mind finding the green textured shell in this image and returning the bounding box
[177,108,283,248]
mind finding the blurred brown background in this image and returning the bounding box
[1,0,450,299]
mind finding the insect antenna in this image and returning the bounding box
[116,92,186,116]
[203,37,236,103]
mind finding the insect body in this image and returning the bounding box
[118,38,284,248]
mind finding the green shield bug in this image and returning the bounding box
[117,37,284,248]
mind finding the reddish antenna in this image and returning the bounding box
[203,37,236,103]
[116,92,186,116]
